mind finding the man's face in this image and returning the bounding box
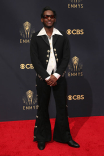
[41,10,56,28]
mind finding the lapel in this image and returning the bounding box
[41,34,59,46]
[53,35,59,46]
[41,35,49,46]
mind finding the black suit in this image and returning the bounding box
[30,30,72,142]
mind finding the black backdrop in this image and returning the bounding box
[0,0,104,121]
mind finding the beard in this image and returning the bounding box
[42,21,55,28]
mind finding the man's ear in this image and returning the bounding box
[41,18,43,23]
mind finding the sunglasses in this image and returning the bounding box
[43,15,55,19]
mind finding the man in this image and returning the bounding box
[30,7,80,150]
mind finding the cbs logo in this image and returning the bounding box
[67,95,84,100]
[66,29,84,35]
[20,64,34,69]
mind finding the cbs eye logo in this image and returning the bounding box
[66,29,84,35]
[20,64,34,69]
[67,95,84,100]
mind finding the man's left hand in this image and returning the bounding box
[46,75,57,86]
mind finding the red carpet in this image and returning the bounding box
[0,116,104,156]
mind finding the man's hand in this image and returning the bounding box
[52,81,57,86]
[45,75,57,86]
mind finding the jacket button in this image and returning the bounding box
[47,50,50,53]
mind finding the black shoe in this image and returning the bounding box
[38,141,45,150]
[67,139,80,148]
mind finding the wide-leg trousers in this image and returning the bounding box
[33,76,72,143]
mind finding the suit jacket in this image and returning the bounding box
[30,30,70,80]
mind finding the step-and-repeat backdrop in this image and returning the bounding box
[0,0,104,121]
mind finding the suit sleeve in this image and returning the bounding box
[55,33,70,76]
[30,34,50,79]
